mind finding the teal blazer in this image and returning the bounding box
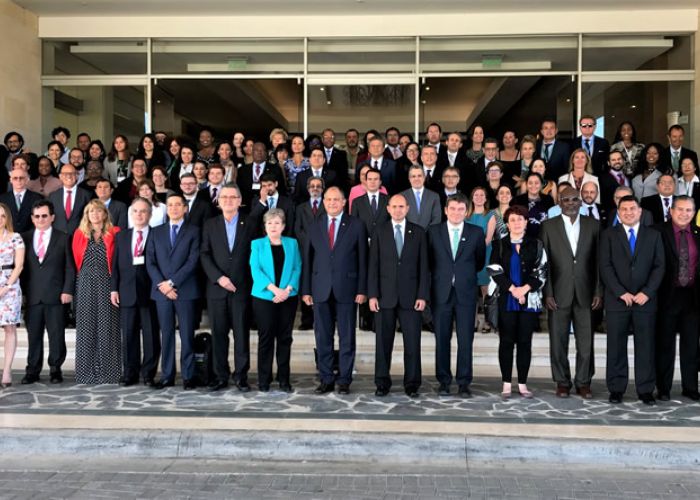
[249,236,302,301]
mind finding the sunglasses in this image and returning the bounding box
[32,214,51,219]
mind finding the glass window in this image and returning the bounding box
[152,39,304,74]
[420,36,578,73]
[308,37,415,74]
[582,35,692,71]
[42,40,147,75]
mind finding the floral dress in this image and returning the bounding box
[0,233,23,326]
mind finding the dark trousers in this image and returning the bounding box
[498,309,538,384]
[655,288,699,395]
[24,303,66,377]
[253,296,297,386]
[433,288,477,386]
[300,301,314,328]
[548,298,594,388]
[375,306,422,389]
[358,302,375,330]
[120,301,161,382]
[606,309,656,395]
[314,292,357,385]
[208,295,250,384]
[155,299,195,383]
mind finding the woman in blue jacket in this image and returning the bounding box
[249,208,301,392]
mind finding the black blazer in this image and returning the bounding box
[20,229,75,305]
[0,190,43,234]
[357,158,398,195]
[659,146,699,174]
[367,221,429,309]
[293,200,325,247]
[293,168,338,205]
[48,187,92,237]
[641,195,674,225]
[598,170,628,212]
[490,236,546,309]
[107,199,128,230]
[237,162,285,209]
[250,194,295,237]
[571,136,610,176]
[654,221,700,308]
[326,147,350,193]
[186,190,215,230]
[536,139,571,181]
[350,192,390,240]
[607,207,654,228]
[110,228,153,306]
[112,176,139,205]
[599,224,665,312]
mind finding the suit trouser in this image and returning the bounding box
[548,298,595,389]
[208,295,250,384]
[606,309,656,395]
[374,306,422,389]
[655,288,699,395]
[314,292,357,385]
[253,296,297,387]
[498,309,538,384]
[156,299,195,382]
[24,303,66,377]
[433,288,476,386]
[120,302,161,381]
[300,301,314,328]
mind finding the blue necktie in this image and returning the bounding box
[415,191,421,213]
[394,224,403,257]
[451,228,460,259]
[628,227,636,254]
[170,224,179,247]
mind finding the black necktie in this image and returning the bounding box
[588,206,594,219]
[370,195,377,214]
[679,229,690,286]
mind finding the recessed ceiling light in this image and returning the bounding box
[320,87,325,91]
[566,98,571,103]
[326,100,332,105]
[630,105,637,109]
[421,100,427,104]
[425,86,430,91]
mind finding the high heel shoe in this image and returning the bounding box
[518,385,533,399]
[501,383,511,401]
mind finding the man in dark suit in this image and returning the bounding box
[357,136,397,195]
[294,148,338,205]
[95,178,127,230]
[302,186,368,395]
[205,163,225,207]
[110,197,160,387]
[201,184,261,392]
[540,186,602,399]
[402,166,442,230]
[425,122,448,167]
[294,176,325,330]
[607,186,654,228]
[0,168,42,234]
[20,199,74,385]
[3,132,37,174]
[238,142,284,209]
[653,196,700,401]
[146,193,201,390]
[580,181,608,227]
[368,193,429,397]
[600,195,665,405]
[659,125,699,175]
[419,145,444,193]
[321,128,350,194]
[572,115,610,176]
[253,172,295,237]
[641,174,676,224]
[473,137,500,189]
[351,168,389,331]
[427,193,486,397]
[536,118,571,181]
[599,150,630,212]
[438,167,462,220]
[48,163,91,237]
[179,173,214,229]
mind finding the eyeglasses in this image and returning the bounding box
[32,214,51,219]
[580,124,595,128]
[10,177,26,181]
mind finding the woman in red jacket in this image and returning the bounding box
[72,199,121,384]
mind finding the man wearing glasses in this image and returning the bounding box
[48,164,91,237]
[573,114,610,176]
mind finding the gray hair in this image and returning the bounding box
[263,207,286,225]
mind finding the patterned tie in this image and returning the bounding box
[312,199,318,216]
[134,230,143,257]
[663,197,670,221]
[394,224,403,256]
[170,224,178,247]
[328,217,336,249]
[211,187,218,203]
[65,190,72,220]
[584,139,591,156]
[37,230,46,262]
[370,195,377,215]
[679,229,690,286]
[628,227,636,254]
[617,172,625,186]
[254,164,261,180]
[451,228,460,259]
[415,190,421,213]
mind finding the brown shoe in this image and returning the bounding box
[576,386,593,399]
[555,385,570,398]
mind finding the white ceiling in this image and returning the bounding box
[13,0,700,17]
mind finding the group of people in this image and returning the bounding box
[0,117,698,406]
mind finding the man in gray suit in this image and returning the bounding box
[540,186,602,399]
[402,165,441,230]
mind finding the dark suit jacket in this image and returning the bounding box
[654,221,700,308]
[301,213,368,303]
[641,194,674,225]
[659,146,699,174]
[422,166,444,193]
[536,139,571,181]
[293,168,338,205]
[540,215,602,306]
[107,199,128,230]
[20,228,75,305]
[293,200,325,246]
[0,190,43,234]
[250,194,295,237]
[572,135,610,176]
[326,147,350,193]
[200,212,259,301]
[237,161,285,209]
[607,207,654,228]
[367,221,429,309]
[358,158,398,195]
[48,186,91,237]
[185,190,215,229]
[598,170,628,212]
[110,228,153,306]
[350,192,389,240]
[112,176,139,205]
[489,236,546,309]
[427,222,486,306]
[146,221,200,301]
[599,224,665,312]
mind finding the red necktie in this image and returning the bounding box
[254,164,261,179]
[328,217,336,249]
[312,199,318,215]
[65,190,72,220]
[134,230,143,256]
[617,173,625,186]
[37,230,46,261]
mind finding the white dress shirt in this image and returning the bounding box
[561,214,580,255]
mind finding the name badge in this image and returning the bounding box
[252,182,261,190]
[133,256,145,266]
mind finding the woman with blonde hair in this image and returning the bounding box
[72,199,121,384]
[558,148,600,202]
[0,203,24,388]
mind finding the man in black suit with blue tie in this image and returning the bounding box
[302,186,368,395]
[111,197,160,387]
[572,115,610,176]
[368,194,429,398]
[146,193,201,390]
[536,118,571,181]
[427,193,486,397]
[357,136,397,195]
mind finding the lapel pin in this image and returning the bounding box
[461,238,466,241]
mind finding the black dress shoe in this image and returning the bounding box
[183,379,196,390]
[234,380,251,393]
[657,392,671,402]
[609,392,623,404]
[437,383,450,396]
[21,375,39,385]
[375,386,390,397]
[639,393,656,405]
[279,382,293,393]
[423,322,435,333]
[682,390,700,401]
[119,377,137,387]
[258,385,270,392]
[337,384,350,395]
[50,372,63,384]
[405,386,419,398]
[314,382,335,394]
[154,380,174,390]
[143,378,156,387]
[209,380,229,392]
[458,385,473,398]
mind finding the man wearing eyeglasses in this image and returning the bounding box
[48,163,91,237]
[572,114,610,177]
[20,199,75,385]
